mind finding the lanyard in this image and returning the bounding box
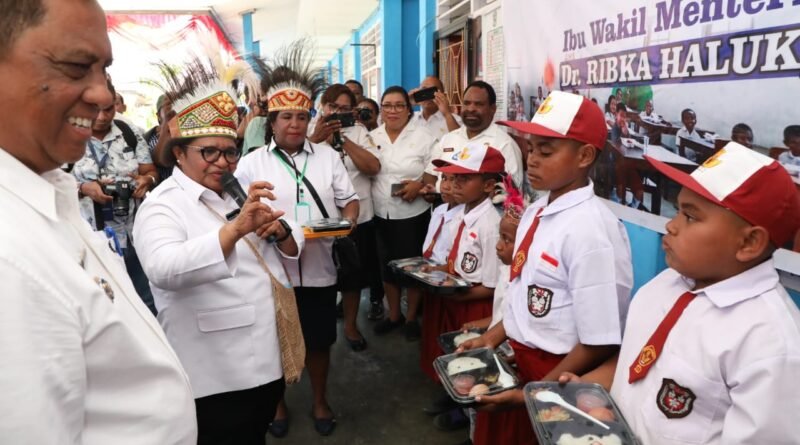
[88,139,110,173]
[275,149,309,189]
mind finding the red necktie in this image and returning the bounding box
[628,291,696,383]
[423,217,445,259]
[446,221,466,275]
[509,208,544,281]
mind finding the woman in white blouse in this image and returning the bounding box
[370,86,438,340]
[235,59,359,437]
[133,76,303,445]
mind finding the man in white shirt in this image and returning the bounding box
[425,81,524,188]
[410,75,463,138]
[0,1,197,443]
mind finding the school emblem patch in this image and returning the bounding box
[527,285,553,318]
[461,252,478,273]
[656,378,696,419]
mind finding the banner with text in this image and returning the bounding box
[502,0,800,148]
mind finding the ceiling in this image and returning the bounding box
[99,0,378,67]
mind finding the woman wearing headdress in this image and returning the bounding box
[235,40,359,437]
[132,54,306,445]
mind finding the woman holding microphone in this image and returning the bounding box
[133,59,305,445]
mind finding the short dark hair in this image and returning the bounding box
[359,97,379,113]
[732,123,752,134]
[616,103,627,114]
[0,0,46,60]
[381,85,414,119]
[321,83,356,108]
[681,108,695,119]
[785,125,800,140]
[464,80,496,106]
[345,79,363,92]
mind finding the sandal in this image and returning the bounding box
[345,334,368,352]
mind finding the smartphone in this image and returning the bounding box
[391,183,404,195]
[326,112,356,128]
[412,86,437,103]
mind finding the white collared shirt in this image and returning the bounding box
[639,110,662,122]
[503,182,633,354]
[490,264,510,328]
[235,140,358,287]
[611,262,800,445]
[308,120,381,224]
[411,110,463,139]
[0,149,196,444]
[370,123,438,220]
[132,167,304,398]
[426,123,524,188]
[423,203,465,265]
[450,198,501,287]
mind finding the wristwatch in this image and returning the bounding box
[274,219,293,243]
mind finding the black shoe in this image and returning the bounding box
[404,319,421,341]
[433,408,469,432]
[345,333,368,352]
[423,392,459,416]
[267,417,289,438]
[311,410,337,436]
[373,314,406,335]
[367,301,384,320]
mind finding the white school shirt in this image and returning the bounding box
[503,182,633,354]
[450,198,501,287]
[370,122,438,220]
[0,149,196,444]
[490,264,510,328]
[236,140,358,287]
[676,127,705,161]
[639,110,662,122]
[308,120,381,224]
[132,167,304,398]
[412,109,463,139]
[611,262,800,445]
[423,202,465,265]
[426,123,524,188]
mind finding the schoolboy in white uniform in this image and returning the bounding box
[459,92,633,445]
[421,173,464,265]
[564,142,800,444]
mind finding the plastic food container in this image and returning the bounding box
[405,269,471,294]
[437,328,486,354]
[302,218,352,239]
[524,382,640,445]
[387,256,435,287]
[433,347,519,405]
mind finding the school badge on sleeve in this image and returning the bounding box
[461,252,478,273]
[527,285,553,317]
[656,378,696,419]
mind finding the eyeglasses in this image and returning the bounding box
[326,103,353,113]
[381,103,408,112]
[185,145,241,163]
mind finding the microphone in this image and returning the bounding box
[220,171,283,243]
[221,172,247,208]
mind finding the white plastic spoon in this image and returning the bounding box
[493,355,515,388]
[534,390,610,430]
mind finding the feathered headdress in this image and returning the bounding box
[260,39,327,112]
[501,175,526,221]
[155,36,259,145]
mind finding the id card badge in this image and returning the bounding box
[295,190,312,225]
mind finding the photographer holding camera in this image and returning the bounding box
[72,78,158,311]
[308,84,383,349]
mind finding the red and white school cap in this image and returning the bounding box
[646,141,800,246]
[433,142,506,174]
[499,90,607,149]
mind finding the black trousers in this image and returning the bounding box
[195,378,285,445]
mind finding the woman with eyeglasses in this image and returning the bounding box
[235,47,359,438]
[308,84,381,352]
[132,62,303,445]
[370,85,438,340]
